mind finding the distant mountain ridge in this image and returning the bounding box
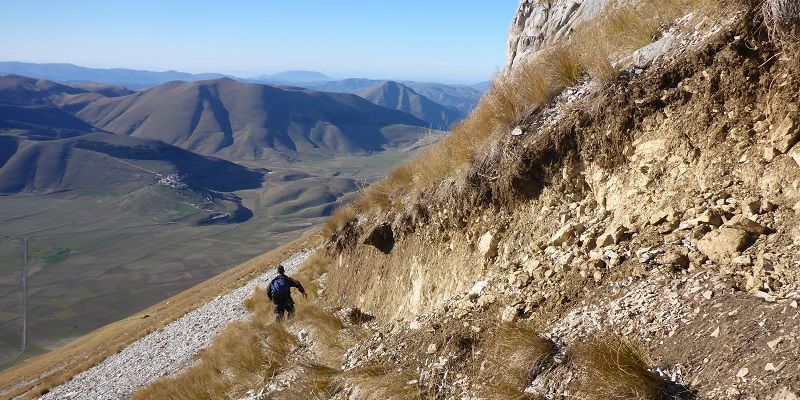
[307,79,485,116]
[0,62,487,117]
[252,70,333,83]
[0,62,226,89]
[75,77,432,161]
[357,81,461,129]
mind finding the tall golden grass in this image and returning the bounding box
[479,325,558,399]
[572,334,668,400]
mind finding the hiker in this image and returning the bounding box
[267,264,306,321]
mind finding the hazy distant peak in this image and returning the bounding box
[254,70,332,83]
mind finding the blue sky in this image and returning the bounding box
[0,1,518,83]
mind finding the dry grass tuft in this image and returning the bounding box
[762,0,800,44]
[480,325,557,399]
[546,43,586,89]
[573,334,668,400]
[336,365,422,400]
[133,319,297,399]
[318,204,356,238]
[270,362,341,400]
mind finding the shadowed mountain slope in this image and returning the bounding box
[0,104,96,139]
[0,74,133,113]
[357,81,462,129]
[0,74,87,105]
[0,132,263,194]
[402,81,484,115]
[77,78,430,161]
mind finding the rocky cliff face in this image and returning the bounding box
[507,0,609,67]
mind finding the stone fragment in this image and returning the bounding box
[655,251,689,270]
[696,228,748,263]
[770,116,799,153]
[710,326,720,337]
[633,34,675,68]
[702,290,713,300]
[755,291,777,302]
[596,225,626,247]
[736,367,749,378]
[501,306,519,322]
[764,146,779,162]
[725,214,768,235]
[765,362,777,372]
[468,279,490,299]
[697,209,723,226]
[649,207,675,225]
[595,233,614,248]
[550,225,576,246]
[478,232,500,260]
[427,344,438,354]
[790,146,800,167]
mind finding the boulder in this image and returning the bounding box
[696,227,749,263]
[478,232,500,260]
[648,206,676,225]
[633,34,676,68]
[501,305,520,322]
[655,251,690,270]
[697,209,723,226]
[550,224,576,246]
[595,224,626,247]
[770,116,799,153]
[725,214,768,235]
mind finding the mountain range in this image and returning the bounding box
[0,73,451,197]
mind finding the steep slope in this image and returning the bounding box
[357,81,462,129]
[77,78,430,161]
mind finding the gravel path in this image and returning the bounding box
[40,249,315,400]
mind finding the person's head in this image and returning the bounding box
[277,265,285,274]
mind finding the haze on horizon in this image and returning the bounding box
[0,0,517,83]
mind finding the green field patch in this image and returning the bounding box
[51,307,80,321]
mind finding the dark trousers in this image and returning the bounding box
[273,296,295,321]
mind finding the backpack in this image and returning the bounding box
[270,276,291,296]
